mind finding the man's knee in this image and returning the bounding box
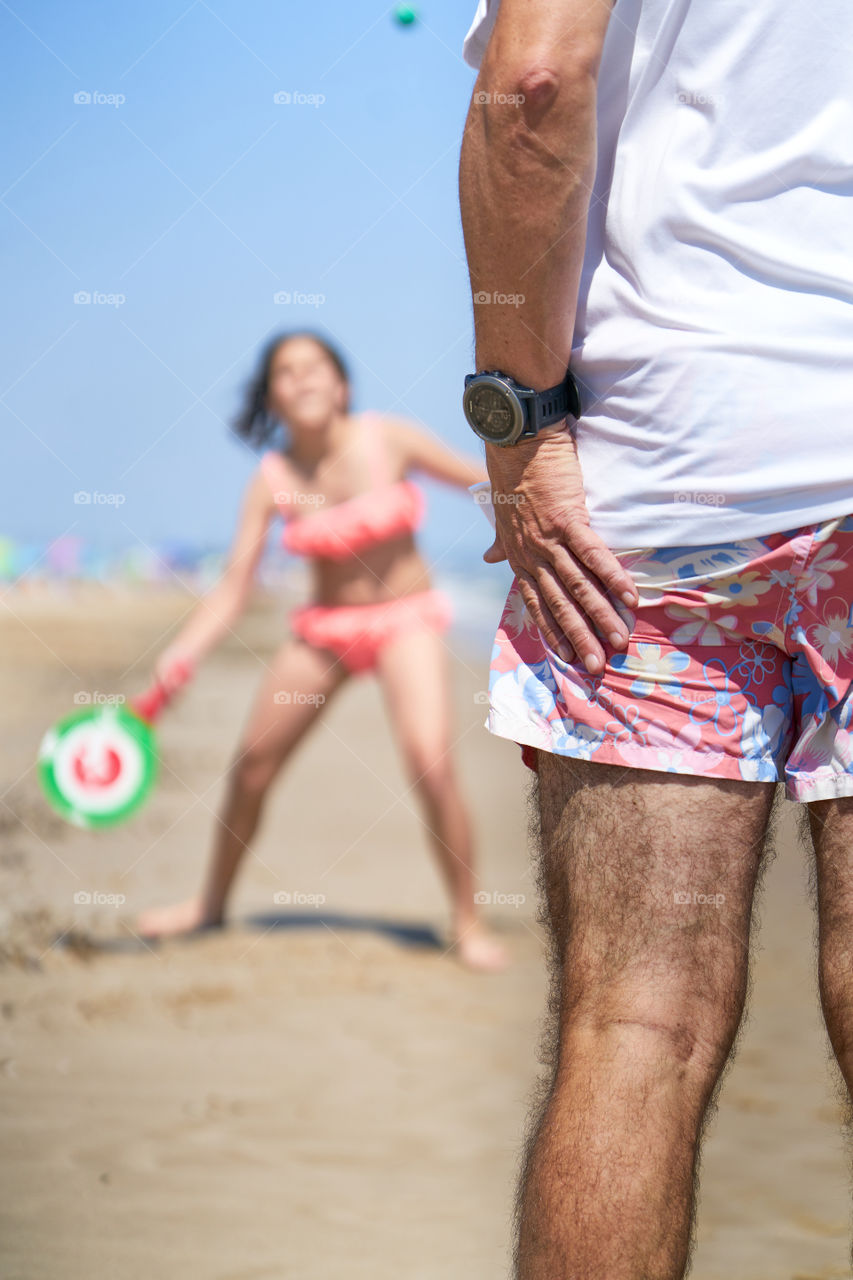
[560,978,747,1088]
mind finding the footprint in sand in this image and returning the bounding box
[814,1101,847,1125]
[729,1092,779,1115]
[76,990,135,1022]
[162,983,236,1014]
[792,1267,852,1279]
[790,1211,849,1238]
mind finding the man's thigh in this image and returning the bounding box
[534,754,777,1052]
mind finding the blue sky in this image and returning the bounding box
[1,0,510,587]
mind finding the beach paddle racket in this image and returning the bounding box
[37,659,194,829]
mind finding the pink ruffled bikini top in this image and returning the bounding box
[260,412,425,561]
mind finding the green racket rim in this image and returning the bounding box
[37,705,159,829]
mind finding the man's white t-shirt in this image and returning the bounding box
[463,0,853,548]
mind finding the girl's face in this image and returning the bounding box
[265,337,348,430]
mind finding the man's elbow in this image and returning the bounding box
[477,51,598,135]
[515,65,563,128]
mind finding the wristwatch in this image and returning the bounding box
[462,366,581,446]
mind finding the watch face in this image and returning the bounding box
[463,378,522,443]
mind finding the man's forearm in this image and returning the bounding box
[457,1,640,667]
[459,18,608,394]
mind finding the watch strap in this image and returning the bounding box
[524,371,581,433]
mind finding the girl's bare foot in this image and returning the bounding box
[135,897,223,940]
[449,919,511,973]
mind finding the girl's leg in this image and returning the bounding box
[136,638,350,937]
[375,626,510,972]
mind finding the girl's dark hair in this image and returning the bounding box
[231,330,351,447]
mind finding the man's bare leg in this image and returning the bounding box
[808,793,853,1272]
[514,754,777,1280]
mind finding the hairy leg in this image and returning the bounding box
[375,626,508,970]
[807,794,853,1261]
[137,638,349,937]
[514,754,777,1279]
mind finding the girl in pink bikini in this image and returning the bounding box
[136,331,509,972]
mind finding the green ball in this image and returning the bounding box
[394,4,418,25]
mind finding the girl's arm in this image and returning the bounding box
[153,466,273,689]
[382,415,489,488]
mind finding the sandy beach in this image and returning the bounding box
[2,583,853,1279]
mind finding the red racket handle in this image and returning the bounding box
[129,657,195,724]
[129,681,170,723]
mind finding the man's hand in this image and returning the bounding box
[483,426,638,674]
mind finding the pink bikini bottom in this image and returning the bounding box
[290,588,454,675]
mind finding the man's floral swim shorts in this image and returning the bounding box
[486,513,853,801]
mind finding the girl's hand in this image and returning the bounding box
[483,427,638,674]
[153,647,196,696]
